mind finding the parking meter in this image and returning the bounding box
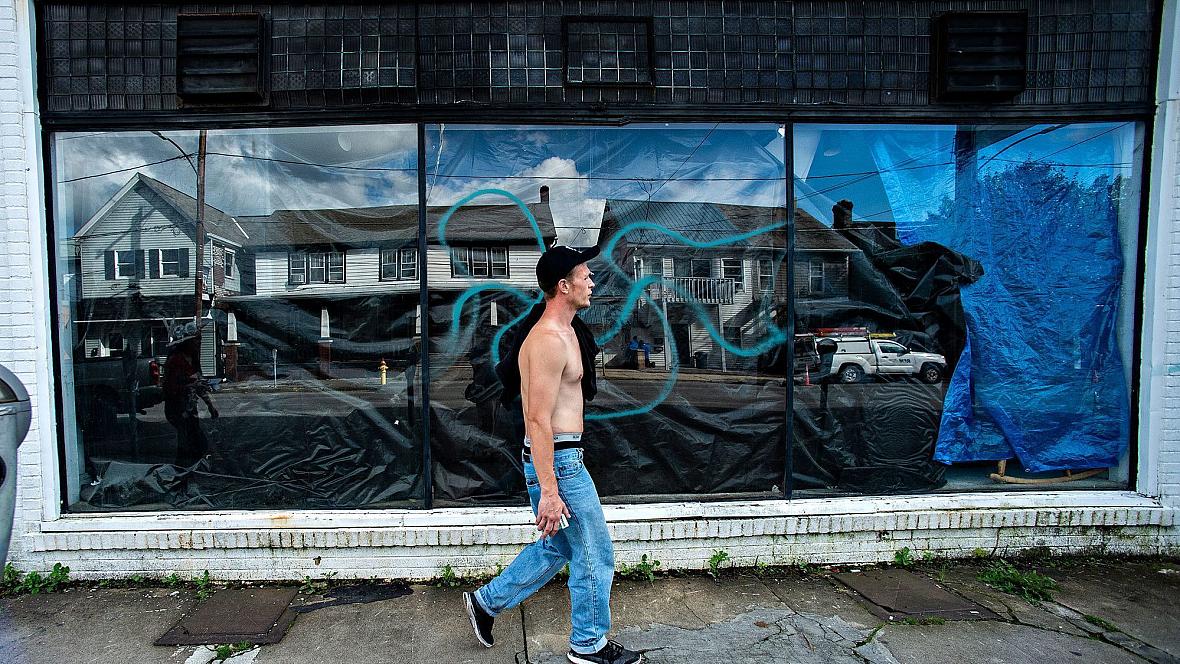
[0,365,31,565]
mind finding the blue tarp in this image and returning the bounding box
[869,131,1130,472]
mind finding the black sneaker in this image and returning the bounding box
[463,591,494,648]
[567,640,644,664]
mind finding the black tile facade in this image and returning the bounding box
[37,1,1158,117]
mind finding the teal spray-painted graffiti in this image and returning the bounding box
[434,188,790,420]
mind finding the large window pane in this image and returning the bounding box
[791,123,1142,495]
[52,125,422,511]
[425,124,787,505]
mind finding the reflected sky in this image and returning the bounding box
[50,123,787,246]
[793,123,1138,227]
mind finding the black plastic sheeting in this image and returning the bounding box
[80,382,423,510]
[790,201,982,493]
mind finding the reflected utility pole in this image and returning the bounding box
[194,130,207,324]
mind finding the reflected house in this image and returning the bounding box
[227,188,556,379]
[595,200,859,371]
[70,173,249,376]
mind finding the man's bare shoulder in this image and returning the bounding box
[521,325,568,357]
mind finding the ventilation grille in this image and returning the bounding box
[933,11,1027,101]
[176,13,266,104]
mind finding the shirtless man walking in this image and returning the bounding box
[464,246,644,664]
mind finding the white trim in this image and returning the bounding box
[112,249,137,277]
[1138,0,1180,499]
[16,0,61,525]
[159,247,182,276]
[39,490,1165,534]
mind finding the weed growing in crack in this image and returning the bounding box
[856,623,886,647]
[893,548,916,568]
[977,560,1058,603]
[1083,614,1119,632]
[194,570,214,601]
[900,616,946,626]
[0,563,71,596]
[618,555,662,585]
[707,549,730,581]
[210,641,256,661]
[436,564,462,588]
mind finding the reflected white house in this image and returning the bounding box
[223,187,557,379]
[70,173,248,375]
[594,200,859,371]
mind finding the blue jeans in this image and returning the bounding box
[474,447,614,655]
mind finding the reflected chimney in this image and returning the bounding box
[539,185,550,203]
[833,199,854,229]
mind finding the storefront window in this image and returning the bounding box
[424,124,788,504]
[51,124,422,511]
[791,123,1142,495]
[48,120,1143,511]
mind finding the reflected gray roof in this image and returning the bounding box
[237,202,557,248]
[74,174,250,246]
[598,199,858,252]
[137,175,250,245]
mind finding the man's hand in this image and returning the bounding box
[535,490,570,538]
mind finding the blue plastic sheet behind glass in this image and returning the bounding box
[862,125,1132,472]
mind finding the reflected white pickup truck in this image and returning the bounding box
[819,336,946,384]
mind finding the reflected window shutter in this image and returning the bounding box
[136,250,146,278]
[179,247,190,277]
[149,249,161,279]
[104,251,115,280]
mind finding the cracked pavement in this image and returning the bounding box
[1,558,1178,663]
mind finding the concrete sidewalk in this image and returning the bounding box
[1,557,1178,663]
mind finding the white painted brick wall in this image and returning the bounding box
[1148,1,1180,508]
[0,0,49,564]
[1,0,1179,580]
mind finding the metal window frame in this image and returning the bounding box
[38,115,1157,512]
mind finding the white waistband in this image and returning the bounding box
[523,432,583,448]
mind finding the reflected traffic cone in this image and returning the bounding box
[804,366,811,386]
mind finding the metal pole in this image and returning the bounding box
[417,124,433,509]
[783,123,795,500]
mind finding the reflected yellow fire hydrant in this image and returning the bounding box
[379,358,388,385]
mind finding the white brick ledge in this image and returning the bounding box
[25,491,1172,553]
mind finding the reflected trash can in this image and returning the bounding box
[693,350,709,369]
[0,364,31,565]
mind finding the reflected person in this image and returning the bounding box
[163,321,218,467]
[464,246,644,664]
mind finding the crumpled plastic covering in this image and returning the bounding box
[791,211,980,493]
[869,129,1132,473]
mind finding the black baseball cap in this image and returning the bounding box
[536,245,601,291]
